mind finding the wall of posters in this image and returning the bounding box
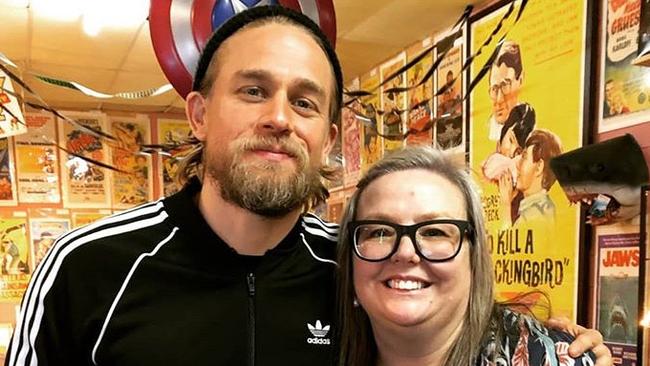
[342,78,362,185]
[0,216,29,302]
[58,112,111,208]
[435,42,464,154]
[109,116,153,209]
[599,0,650,132]
[406,38,434,146]
[157,118,192,197]
[470,0,587,319]
[380,53,406,154]
[14,112,60,203]
[28,218,69,270]
[360,69,382,172]
[0,139,16,207]
[595,226,639,366]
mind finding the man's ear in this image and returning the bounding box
[534,158,545,179]
[185,91,208,141]
[322,123,338,163]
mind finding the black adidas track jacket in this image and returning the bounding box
[5,179,339,366]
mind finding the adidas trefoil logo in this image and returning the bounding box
[307,320,331,345]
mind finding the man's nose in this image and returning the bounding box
[258,93,293,135]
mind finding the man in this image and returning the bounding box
[5,6,610,366]
[487,40,524,141]
[514,129,563,226]
[603,79,630,117]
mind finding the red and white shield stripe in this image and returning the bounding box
[149,0,336,98]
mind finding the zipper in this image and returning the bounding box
[247,272,256,366]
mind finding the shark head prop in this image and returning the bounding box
[550,134,648,225]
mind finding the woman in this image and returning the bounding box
[337,146,598,365]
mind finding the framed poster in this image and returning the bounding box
[157,118,192,197]
[469,0,590,320]
[0,215,29,303]
[0,138,17,207]
[58,112,111,208]
[379,52,407,154]
[71,210,111,229]
[341,78,362,186]
[598,0,650,132]
[594,225,640,366]
[359,69,382,172]
[109,116,153,209]
[406,37,434,146]
[14,112,60,203]
[434,35,465,155]
[28,218,70,270]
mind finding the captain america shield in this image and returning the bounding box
[149,0,337,98]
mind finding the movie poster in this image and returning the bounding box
[470,0,587,319]
[595,226,639,366]
[435,42,464,154]
[157,118,192,197]
[598,0,650,132]
[380,53,406,154]
[58,112,111,208]
[406,38,434,146]
[360,69,382,172]
[71,210,110,228]
[342,78,362,186]
[0,139,17,207]
[28,218,70,270]
[0,69,27,139]
[109,116,153,209]
[325,99,343,190]
[326,188,345,224]
[0,217,29,302]
[14,112,60,203]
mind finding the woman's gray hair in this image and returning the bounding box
[336,145,496,365]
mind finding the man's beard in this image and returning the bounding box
[205,135,324,217]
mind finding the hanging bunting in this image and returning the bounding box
[33,75,173,99]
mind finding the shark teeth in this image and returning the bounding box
[386,279,426,290]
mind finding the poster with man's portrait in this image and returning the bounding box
[469,0,588,320]
[598,0,650,132]
[0,217,29,302]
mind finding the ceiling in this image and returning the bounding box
[0,0,477,114]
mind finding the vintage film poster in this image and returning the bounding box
[342,78,362,186]
[0,69,27,139]
[0,138,17,207]
[157,118,192,198]
[71,210,110,228]
[0,216,29,302]
[28,218,70,270]
[325,100,343,190]
[58,112,111,208]
[326,188,345,224]
[14,112,60,203]
[435,41,465,154]
[406,38,434,146]
[469,0,587,319]
[109,116,153,209]
[359,69,382,172]
[595,225,639,366]
[379,53,407,154]
[598,0,650,132]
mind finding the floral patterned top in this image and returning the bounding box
[476,309,596,366]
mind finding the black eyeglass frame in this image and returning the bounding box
[348,219,475,263]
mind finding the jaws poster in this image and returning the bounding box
[469,0,587,319]
[596,226,639,366]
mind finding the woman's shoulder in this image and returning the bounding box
[477,309,596,366]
